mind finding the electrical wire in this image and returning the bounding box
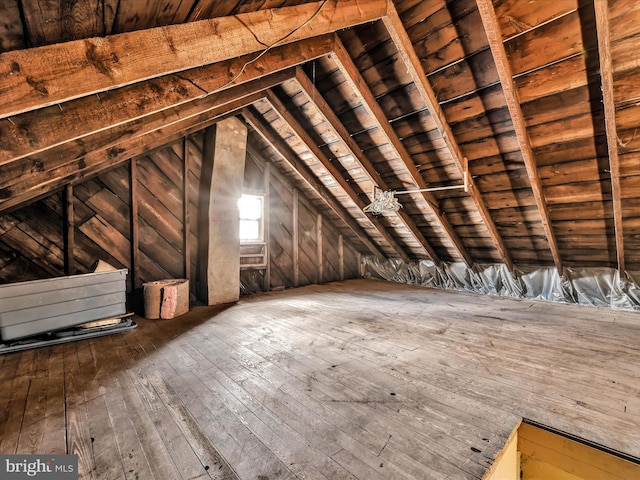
[201,0,330,98]
[394,184,466,195]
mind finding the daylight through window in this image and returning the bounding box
[238,194,264,242]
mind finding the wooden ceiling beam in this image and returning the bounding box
[242,106,386,259]
[293,67,441,264]
[5,111,245,214]
[331,39,473,267]
[476,0,563,272]
[265,89,412,263]
[0,68,293,191]
[1,105,250,214]
[0,35,335,166]
[594,0,625,273]
[0,0,387,118]
[0,69,288,212]
[381,1,514,270]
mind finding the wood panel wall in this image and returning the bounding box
[0,152,185,293]
[0,120,361,302]
[0,194,66,282]
[241,143,360,294]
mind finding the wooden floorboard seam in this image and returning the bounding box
[1,279,640,479]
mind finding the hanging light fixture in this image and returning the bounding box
[363,158,470,215]
[363,189,403,214]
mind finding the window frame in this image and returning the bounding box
[238,192,265,244]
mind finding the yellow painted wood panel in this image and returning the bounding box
[483,422,520,480]
[486,421,640,479]
[518,423,640,480]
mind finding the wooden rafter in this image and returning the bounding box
[594,0,625,273]
[0,108,245,214]
[0,69,294,210]
[0,80,276,212]
[0,0,387,118]
[265,89,412,263]
[331,39,473,266]
[242,106,386,259]
[476,0,563,272]
[0,35,336,166]
[1,109,250,213]
[293,68,441,264]
[381,1,513,270]
[1,66,293,189]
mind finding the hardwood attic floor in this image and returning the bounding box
[1,278,640,479]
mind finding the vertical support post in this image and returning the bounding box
[198,127,215,301]
[182,137,191,281]
[317,214,323,284]
[338,234,344,281]
[130,158,140,290]
[263,161,271,291]
[293,188,299,287]
[198,117,248,305]
[64,184,75,275]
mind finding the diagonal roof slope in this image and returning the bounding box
[1,0,639,272]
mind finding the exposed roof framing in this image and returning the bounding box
[2,0,639,272]
[0,69,293,212]
[264,89,412,262]
[293,67,441,264]
[0,35,335,166]
[243,106,385,258]
[476,0,563,272]
[380,1,514,270]
[331,37,473,267]
[0,1,527,268]
[594,0,625,273]
[0,0,387,118]
[2,104,248,214]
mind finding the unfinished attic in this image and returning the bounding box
[1,0,640,478]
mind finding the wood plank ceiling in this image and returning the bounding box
[1,0,640,272]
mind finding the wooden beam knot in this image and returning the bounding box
[84,40,117,77]
[26,77,48,96]
[108,146,126,158]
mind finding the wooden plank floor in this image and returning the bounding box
[1,278,640,479]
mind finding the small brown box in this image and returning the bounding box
[143,279,189,319]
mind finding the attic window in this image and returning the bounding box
[238,194,264,243]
